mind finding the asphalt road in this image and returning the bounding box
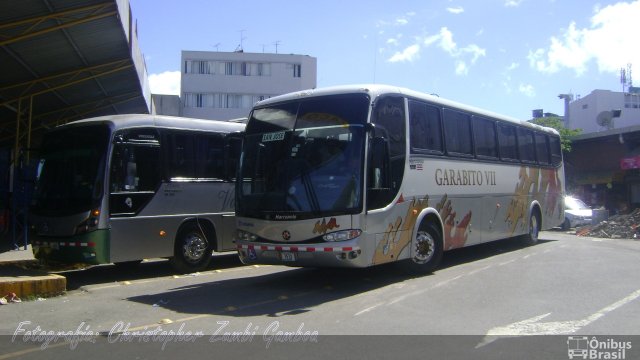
[1,231,639,359]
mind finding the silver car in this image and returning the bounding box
[562,196,593,230]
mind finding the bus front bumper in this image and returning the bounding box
[236,241,369,268]
[31,229,110,265]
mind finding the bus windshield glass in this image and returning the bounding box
[32,124,110,215]
[238,94,370,219]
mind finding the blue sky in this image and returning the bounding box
[129,0,640,120]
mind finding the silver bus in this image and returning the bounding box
[30,114,244,273]
[235,84,565,273]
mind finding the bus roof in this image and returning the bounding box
[54,114,245,133]
[254,84,558,135]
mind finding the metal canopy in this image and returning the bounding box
[0,0,150,154]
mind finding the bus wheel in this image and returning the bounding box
[523,211,540,246]
[401,223,442,275]
[170,222,213,273]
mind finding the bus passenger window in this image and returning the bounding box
[497,123,518,161]
[517,128,535,163]
[409,101,443,154]
[535,132,550,165]
[168,133,196,179]
[443,109,473,156]
[199,134,225,179]
[550,135,562,166]
[473,116,498,158]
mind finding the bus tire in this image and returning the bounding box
[523,210,541,246]
[401,222,443,275]
[170,222,213,273]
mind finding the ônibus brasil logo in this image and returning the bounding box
[567,336,632,360]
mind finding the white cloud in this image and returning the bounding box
[148,71,180,95]
[455,61,469,76]
[507,62,520,71]
[461,44,486,64]
[529,1,640,76]
[388,44,421,63]
[438,27,457,53]
[447,6,464,14]
[396,18,409,25]
[387,27,486,75]
[519,83,536,97]
[505,0,524,7]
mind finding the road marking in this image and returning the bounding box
[466,265,492,276]
[354,303,384,316]
[477,287,640,348]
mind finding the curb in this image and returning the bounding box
[0,273,67,300]
[0,258,67,300]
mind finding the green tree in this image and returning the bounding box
[530,116,581,152]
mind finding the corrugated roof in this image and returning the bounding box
[0,0,150,152]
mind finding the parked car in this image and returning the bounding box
[563,196,593,230]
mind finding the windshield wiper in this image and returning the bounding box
[301,170,321,215]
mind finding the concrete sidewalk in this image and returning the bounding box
[0,245,66,301]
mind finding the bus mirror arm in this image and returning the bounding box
[369,136,391,190]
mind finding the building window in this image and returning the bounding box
[185,60,272,77]
[293,64,302,77]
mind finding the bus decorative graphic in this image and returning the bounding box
[436,194,473,250]
[312,218,340,235]
[506,167,563,235]
[541,168,563,217]
[373,196,431,264]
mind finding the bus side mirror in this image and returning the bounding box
[366,136,393,210]
[369,136,390,190]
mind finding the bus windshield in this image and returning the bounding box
[31,124,110,216]
[237,94,370,220]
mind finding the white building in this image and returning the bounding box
[181,51,317,120]
[567,89,640,134]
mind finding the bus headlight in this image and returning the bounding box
[323,229,361,242]
[236,229,258,242]
[75,209,100,235]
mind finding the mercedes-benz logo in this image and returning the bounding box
[282,230,291,241]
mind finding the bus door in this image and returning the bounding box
[109,129,163,261]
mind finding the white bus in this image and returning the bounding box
[29,114,244,273]
[235,85,565,273]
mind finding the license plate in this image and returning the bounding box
[279,252,296,262]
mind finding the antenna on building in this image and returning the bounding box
[273,40,281,54]
[621,63,633,93]
[235,30,246,52]
[212,43,221,51]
